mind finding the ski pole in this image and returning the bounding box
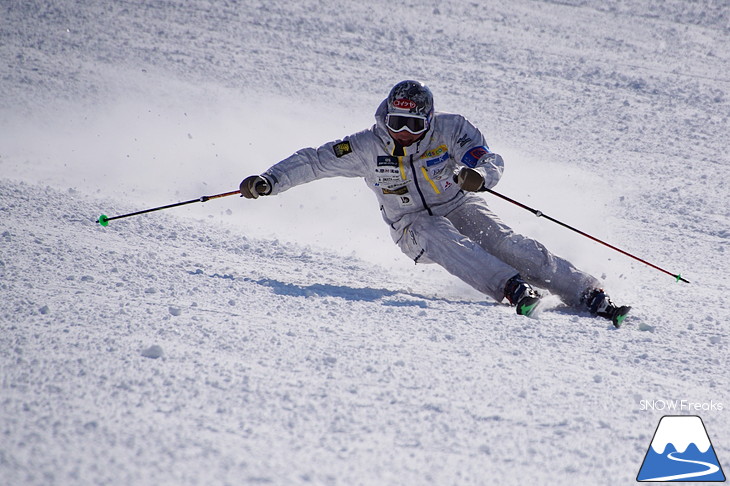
[96,189,241,226]
[481,187,690,283]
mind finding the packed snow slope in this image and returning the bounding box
[1,1,728,485]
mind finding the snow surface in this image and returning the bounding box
[1,1,728,485]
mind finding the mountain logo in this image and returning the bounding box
[637,415,726,482]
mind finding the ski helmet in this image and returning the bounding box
[386,80,434,118]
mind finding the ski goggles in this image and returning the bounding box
[385,113,429,135]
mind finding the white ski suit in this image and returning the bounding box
[261,100,600,306]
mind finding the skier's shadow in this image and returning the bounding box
[188,269,497,308]
[254,278,493,308]
[255,278,398,302]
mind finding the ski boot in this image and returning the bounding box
[581,288,631,328]
[504,275,541,317]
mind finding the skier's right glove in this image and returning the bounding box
[240,175,271,199]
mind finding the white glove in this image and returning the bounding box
[456,167,485,192]
[239,175,271,199]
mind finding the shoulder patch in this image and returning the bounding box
[461,145,491,168]
[333,141,353,158]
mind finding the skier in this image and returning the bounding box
[239,80,629,326]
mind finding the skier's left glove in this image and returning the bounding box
[456,167,485,192]
[240,175,272,199]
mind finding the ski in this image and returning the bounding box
[610,305,632,328]
[516,295,542,317]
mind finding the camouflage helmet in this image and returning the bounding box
[386,80,434,118]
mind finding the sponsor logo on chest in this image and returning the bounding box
[421,144,450,168]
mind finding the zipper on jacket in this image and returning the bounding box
[408,155,433,216]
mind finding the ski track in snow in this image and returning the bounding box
[1,1,729,485]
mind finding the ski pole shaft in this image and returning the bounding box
[96,190,240,226]
[481,187,690,283]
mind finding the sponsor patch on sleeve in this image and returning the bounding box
[461,145,491,168]
[457,134,472,148]
[333,141,353,158]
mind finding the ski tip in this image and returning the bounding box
[612,306,632,328]
[97,214,109,227]
[516,296,543,318]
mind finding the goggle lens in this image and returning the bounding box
[386,114,428,134]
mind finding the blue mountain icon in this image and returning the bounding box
[637,416,725,482]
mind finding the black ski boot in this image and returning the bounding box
[581,288,631,327]
[504,275,541,317]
